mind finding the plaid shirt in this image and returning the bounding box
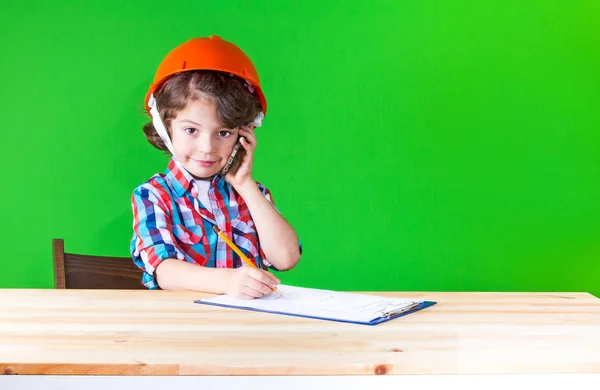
[130,158,288,289]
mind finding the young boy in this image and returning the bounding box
[130,36,301,298]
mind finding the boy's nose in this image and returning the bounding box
[197,135,216,154]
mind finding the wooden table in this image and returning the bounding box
[0,288,599,388]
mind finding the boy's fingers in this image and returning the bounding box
[266,272,280,286]
[265,271,280,285]
[245,278,273,296]
[234,291,255,300]
[239,129,257,144]
[248,268,279,288]
[263,270,281,287]
[241,285,264,298]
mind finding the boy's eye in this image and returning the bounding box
[218,130,231,137]
[184,127,197,135]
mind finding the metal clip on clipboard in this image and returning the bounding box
[380,301,424,319]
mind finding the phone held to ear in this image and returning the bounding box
[220,137,243,176]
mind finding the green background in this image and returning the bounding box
[1,1,599,296]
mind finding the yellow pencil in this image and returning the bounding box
[212,225,281,296]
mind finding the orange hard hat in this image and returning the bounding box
[145,35,267,116]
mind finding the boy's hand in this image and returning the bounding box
[226,266,280,299]
[225,125,257,189]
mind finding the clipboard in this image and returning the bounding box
[195,284,437,326]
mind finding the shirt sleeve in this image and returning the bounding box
[130,183,186,289]
[255,183,303,271]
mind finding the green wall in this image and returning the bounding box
[2,1,599,297]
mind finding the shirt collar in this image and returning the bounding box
[165,158,226,198]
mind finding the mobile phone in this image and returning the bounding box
[220,137,243,176]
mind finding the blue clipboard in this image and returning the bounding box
[195,299,437,326]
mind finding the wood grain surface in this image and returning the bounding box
[0,289,598,375]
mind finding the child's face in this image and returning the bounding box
[170,96,239,180]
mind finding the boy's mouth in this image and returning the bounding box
[191,158,217,167]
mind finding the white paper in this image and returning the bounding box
[199,284,423,323]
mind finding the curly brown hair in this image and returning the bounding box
[143,70,262,152]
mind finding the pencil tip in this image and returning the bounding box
[212,225,220,234]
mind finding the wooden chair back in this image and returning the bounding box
[52,238,145,289]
